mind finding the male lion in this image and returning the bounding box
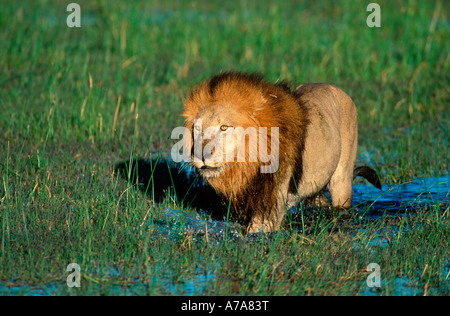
[182,72,381,233]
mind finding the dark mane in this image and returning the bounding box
[274,80,292,94]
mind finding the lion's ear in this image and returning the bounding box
[260,95,268,105]
[248,113,261,127]
[247,93,267,115]
[250,96,267,118]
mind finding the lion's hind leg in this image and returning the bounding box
[327,173,356,220]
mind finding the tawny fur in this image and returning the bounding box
[182,72,380,233]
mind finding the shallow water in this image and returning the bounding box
[120,159,449,260]
[151,169,449,238]
[353,174,449,217]
[0,284,59,296]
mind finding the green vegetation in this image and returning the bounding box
[0,0,448,295]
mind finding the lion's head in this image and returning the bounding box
[182,72,288,183]
[183,72,301,199]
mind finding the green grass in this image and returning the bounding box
[0,0,449,295]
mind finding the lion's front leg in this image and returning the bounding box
[247,214,284,233]
[246,189,288,233]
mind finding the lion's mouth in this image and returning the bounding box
[197,165,225,178]
[200,165,220,170]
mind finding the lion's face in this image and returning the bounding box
[182,72,287,181]
[188,103,256,178]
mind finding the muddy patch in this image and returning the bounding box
[116,158,449,237]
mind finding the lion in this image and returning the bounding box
[182,72,381,233]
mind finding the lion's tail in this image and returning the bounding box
[353,166,382,190]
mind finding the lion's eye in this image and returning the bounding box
[220,125,228,131]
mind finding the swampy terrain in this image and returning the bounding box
[0,0,448,295]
